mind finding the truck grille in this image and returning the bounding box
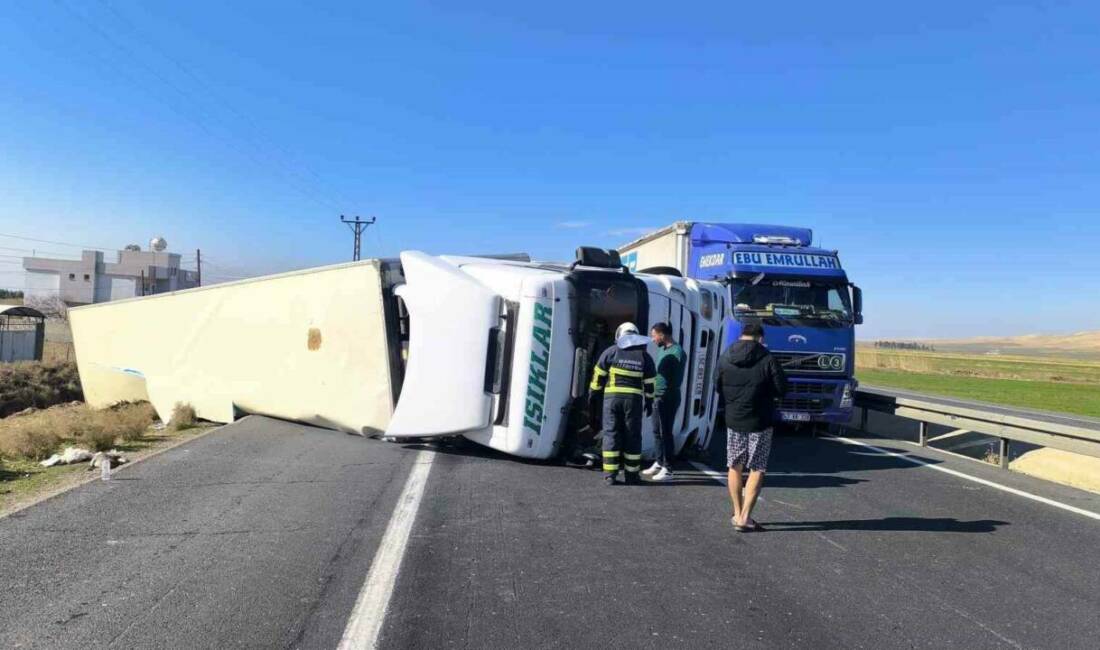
[779,397,833,413]
[773,352,845,375]
[788,382,835,395]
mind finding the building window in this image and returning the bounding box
[84,274,90,282]
[68,273,75,281]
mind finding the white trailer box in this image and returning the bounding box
[71,249,726,461]
[70,260,402,435]
[617,222,692,273]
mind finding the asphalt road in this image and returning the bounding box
[3,416,1100,649]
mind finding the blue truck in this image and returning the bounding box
[616,222,863,429]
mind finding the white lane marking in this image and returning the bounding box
[687,461,726,482]
[686,461,764,503]
[814,531,847,552]
[831,435,1100,523]
[926,428,971,444]
[338,450,434,650]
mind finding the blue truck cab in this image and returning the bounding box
[617,222,863,428]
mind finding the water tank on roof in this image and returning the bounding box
[150,237,168,252]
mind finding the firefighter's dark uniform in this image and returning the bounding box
[589,338,656,483]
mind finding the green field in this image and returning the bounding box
[856,369,1100,419]
[857,346,1100,384]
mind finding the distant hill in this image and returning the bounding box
[921,331,1100,360]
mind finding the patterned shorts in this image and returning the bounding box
[727,428,774,472]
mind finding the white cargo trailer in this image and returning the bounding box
[71,248,726,460]
[615,222,693,274]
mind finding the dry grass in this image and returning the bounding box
[79,421,117,452]
[112,402,158,441]
[856,346,1100,385]
[0,417,61,461]
[0,361,83,418]
[0,402,158,461]
[169,402,197,431]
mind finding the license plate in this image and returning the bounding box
[780,411,811,422]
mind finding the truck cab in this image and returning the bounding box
[384,249,726,459]
[617,222,864,429]
[704,225,861,427]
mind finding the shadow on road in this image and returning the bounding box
[763,474,867,489]
[764,517,1009,534]
[770,437,942,475]
[698,433,943,478]
[387,427,940,491]
[397,439,552,466]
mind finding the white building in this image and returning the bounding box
[23,247,199,305]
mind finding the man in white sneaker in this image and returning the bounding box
[643,322,685,482]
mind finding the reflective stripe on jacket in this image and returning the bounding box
[589,343,656,398]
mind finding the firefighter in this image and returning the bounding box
[589,322,657,486]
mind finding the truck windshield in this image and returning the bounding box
[731,277,852,323]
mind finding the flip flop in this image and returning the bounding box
[730,516,753,532]
[749,519,766,532]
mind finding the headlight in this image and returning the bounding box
[840,380,858,406]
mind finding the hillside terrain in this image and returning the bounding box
[919,330,1100,360]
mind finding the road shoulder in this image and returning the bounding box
[1,423,222,519]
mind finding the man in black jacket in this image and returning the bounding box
[716,320,788,531]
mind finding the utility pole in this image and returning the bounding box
[340,215,376,261]
[196,248,202,286]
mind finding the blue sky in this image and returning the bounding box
[1,1,1098,339]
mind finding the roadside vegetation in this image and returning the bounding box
[0,361,84,418]
[857,368,1100,419]
[1,401,213,513]
[0,402,158,461]
[856,347,1100,419]
[2,401,158,508]
[169,402,198,431]
[1,362,213,513]
[857,346,1100,385]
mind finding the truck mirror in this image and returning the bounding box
[852,285,864,324]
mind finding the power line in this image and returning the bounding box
[197,259,262,277]
[0,231,113,252]
[0,244,83,257]
[199,262,255,280]
[97,0,359,211]
[56,0,349,214]
[341,215,376,261]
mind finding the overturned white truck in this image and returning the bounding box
[70,248,727,460]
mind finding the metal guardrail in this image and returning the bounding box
[853,386,1100,468]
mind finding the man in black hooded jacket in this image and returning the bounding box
[716,320,787,531]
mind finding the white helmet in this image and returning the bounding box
[615,322,639,340]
